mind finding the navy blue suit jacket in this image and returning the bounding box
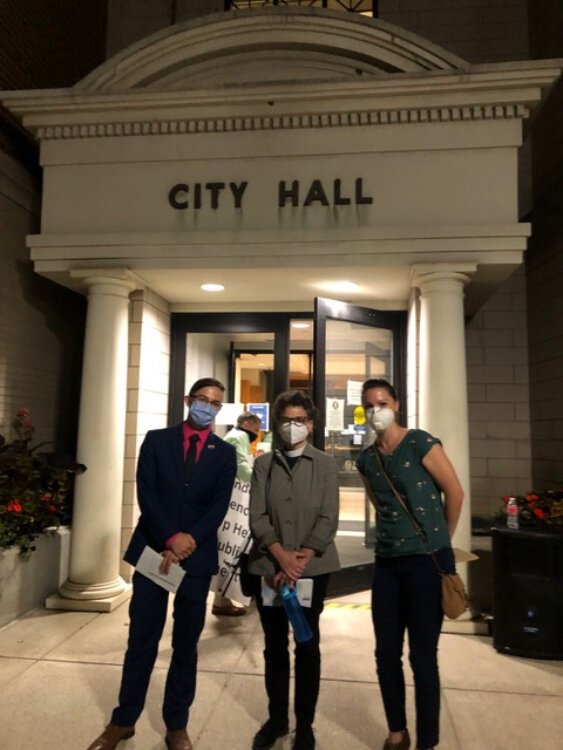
[124,423,237,577]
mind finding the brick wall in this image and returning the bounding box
[525,2,563,489]
[466,267,532,518]
[107,0,225,57]
[527,210,563,488]
[0,0,107,89]
[107,0,531,62]
[528,0,563,60]
[378,0,529,63]
[0,146,85,454]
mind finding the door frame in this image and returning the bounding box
[313,297,407,448]
[312,298,407,596]
[169,312,297,425]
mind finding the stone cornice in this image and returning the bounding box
[2,60,560,140]
[32,103,530,140]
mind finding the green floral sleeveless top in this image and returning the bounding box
[356,429,451,557]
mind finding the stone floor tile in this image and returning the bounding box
[0,607,97,659]
[444,687,563,750]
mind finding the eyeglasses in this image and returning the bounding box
[189,394,222,411]
[279,417,309,426]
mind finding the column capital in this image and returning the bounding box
[409,263,477,291]
[69,268,141,296]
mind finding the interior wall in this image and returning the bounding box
[185,332,231,436]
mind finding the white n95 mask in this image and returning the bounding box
[366,407,395,433]
[278,422,309,446]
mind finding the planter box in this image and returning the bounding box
[0,527,70,628]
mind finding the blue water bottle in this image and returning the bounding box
[279,583,313,643]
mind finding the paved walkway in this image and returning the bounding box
[0,591,561,749]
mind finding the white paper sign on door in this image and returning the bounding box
[326,398,344,431]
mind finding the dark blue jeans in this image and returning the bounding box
[371,548,454,749]
[252,574,329,729]
[111,571,211,731]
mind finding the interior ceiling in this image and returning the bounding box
[132,265,411,307]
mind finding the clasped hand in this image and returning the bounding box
[170,532,196,560]
[159,532,196,575]
[275,547,314,585]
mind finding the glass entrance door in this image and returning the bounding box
[169,305,406,595]
[169,313,290,425]
[313,298,406,595]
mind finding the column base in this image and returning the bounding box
[46,585,131,613]
[46,576,131,612]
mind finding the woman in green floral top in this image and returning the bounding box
[356,379,463,750]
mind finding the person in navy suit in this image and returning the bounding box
[87,378,237,750]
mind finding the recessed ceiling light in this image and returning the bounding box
[200,283,225,292]
[291,322,311,329]
[326,281,359,292]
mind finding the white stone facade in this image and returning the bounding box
[1,6,561,612]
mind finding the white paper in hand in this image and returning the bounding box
[136,546,186,593]
[261,578,313,608]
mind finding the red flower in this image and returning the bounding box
[533,508,547,520]
[41,494,51,502]
[48,505,57,512]
[7,500,23,512]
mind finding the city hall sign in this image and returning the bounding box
[168,177,373,210]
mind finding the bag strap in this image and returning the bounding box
[371,446,445,576]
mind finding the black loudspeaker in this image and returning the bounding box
[492,525,563,660]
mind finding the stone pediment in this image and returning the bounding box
[76,8,469,93]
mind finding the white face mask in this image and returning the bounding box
[366,407,396,433]
[278,421,309,446]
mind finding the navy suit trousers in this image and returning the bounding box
[111,571,211,731]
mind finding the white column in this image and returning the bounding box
[47,274,136,611]
[411,267,474,585]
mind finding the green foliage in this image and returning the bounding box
[0,409,86,557]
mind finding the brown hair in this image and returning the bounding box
[188,377,225,396]
[361,378,397,401]
[272,390,317,424]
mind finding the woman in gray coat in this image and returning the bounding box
[248,391,340,750]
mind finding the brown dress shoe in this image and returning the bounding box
[212,603,246,617]
[382,729,411,750]
[86,724,135,750]
[165,729,193,750]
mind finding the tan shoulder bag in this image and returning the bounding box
[372,448,468,619]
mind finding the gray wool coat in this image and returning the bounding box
[248,443,341,578]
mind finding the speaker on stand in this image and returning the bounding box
[492,525,563,659]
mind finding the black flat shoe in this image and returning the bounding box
[293,725,315,750]
[252,719,290,750]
